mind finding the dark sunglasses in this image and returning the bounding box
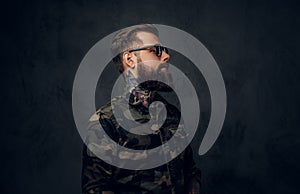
[129,44,169,57]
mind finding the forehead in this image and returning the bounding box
[136,31,160,46]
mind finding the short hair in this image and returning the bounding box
[111,24,159,73]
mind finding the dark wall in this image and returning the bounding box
[1,0,300,193]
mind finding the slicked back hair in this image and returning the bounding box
[111,24,159,74]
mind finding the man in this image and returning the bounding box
[82,24,201,194]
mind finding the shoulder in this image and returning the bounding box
[88,96,127,122]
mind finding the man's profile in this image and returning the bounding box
[81,24,201,194]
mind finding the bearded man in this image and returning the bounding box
[82,24,201,194]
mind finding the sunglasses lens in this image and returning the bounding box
[159,47,163,57]
[154,46,161,57]
[155,46,168,57]
[164,47,169,54]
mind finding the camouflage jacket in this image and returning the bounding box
[82,77,201,194]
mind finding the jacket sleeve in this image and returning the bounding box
[183,145,201,194]
[81,112,117,194]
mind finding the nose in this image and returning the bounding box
[160,50,170,63]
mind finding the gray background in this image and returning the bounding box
[1,0,300,193]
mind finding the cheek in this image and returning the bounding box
[142,66,154,76]
[140,52,160,62]
[142,61,161,72]
[147,64,161,75]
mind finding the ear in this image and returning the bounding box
[122,51,136,69]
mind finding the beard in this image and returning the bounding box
[136,62,173,92]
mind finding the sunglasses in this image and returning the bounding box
[129,44,169,57]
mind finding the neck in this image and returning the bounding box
[124,70,153,107]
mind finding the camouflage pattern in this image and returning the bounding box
[82,89,201,194]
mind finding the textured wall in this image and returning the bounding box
[2,0,300,193]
